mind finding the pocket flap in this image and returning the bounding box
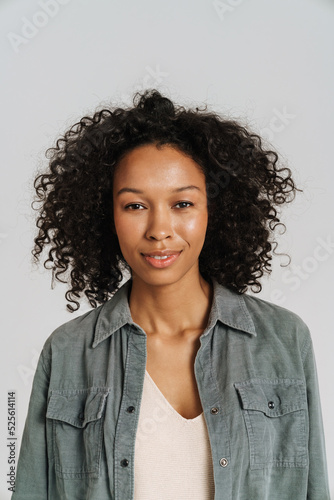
[46,388,109,428]
[234,378,306,417]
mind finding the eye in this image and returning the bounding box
[124,203,145,210]
[175,201,194,209]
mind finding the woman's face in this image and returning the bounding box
[112,143,208,286]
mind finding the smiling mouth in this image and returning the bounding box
[141,251,182,268]
[142,253,180,258]
[141,250,182,257]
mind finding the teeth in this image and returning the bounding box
[149,255,169,260]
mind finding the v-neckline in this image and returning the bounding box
[144,369,204,422]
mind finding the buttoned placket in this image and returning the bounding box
[114,324,147,500]
[194,326,232,498]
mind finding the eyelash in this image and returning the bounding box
[124,202,194,210]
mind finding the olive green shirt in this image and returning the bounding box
[12,277,331,499]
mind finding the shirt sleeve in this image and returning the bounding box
[302,334,331,499]
[11,347,50,500]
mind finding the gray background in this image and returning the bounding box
[1,0,333,497]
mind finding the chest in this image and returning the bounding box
[145,333,204,419]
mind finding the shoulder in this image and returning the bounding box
[242,291,306,326]
[241,292,312,353]
[41,304,104,356]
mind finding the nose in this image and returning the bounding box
[145,207,173,241]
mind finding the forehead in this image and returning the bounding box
[113,144,205,185]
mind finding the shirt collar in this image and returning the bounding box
[93,276,256,348]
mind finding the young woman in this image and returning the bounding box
[12,89,330,499]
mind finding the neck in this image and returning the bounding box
[128,272,213,341]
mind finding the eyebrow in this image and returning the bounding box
[116,185,201,196]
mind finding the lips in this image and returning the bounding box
[141,250,182,268]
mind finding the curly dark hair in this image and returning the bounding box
[32,88,301,311]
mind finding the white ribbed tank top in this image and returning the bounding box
[134,369,215,500]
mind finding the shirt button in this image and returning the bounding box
[120,459,129,467]
[126,406,135,413]
[210,407,219,415]
[220,458,228,467]
[268,401,275,409]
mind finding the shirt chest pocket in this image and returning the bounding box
[234,378,308,470]
[46,388,110,479]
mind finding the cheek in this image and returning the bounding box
[175,212,208,239]
[114,212,143,241]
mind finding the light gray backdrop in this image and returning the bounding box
[1,0,333,497]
